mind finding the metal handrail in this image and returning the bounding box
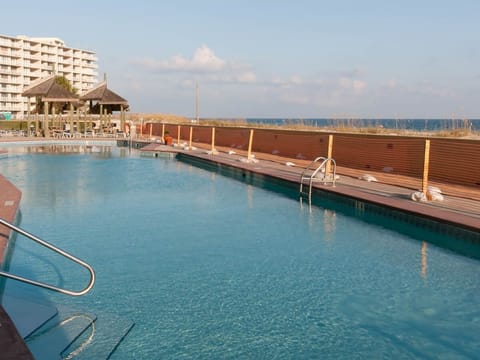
[0,218,95,296]
[300,156,327,181]
[299,157,337,205]
[300,157,337,184]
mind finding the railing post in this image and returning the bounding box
[189,126,193,148]
[422,139,431,194]
[247,129,254,160]
[326,134,333,175]
[211,127,216,151]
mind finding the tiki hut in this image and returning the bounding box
[80,80,129,133]
[22,75,80,137]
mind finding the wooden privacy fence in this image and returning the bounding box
[140,123,480,191]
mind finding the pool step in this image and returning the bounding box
[25,305,97,359]
[22,304,134,359]
[62,312,135,359]
[3,292,134,359]
[2,293,58,338]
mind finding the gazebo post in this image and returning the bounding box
[100,104,103,133]
[77,107,81,134]
[52,105,56,134]
[120,105,125,132]
[27,96,31,136]
[44,101,49,137]
[106,109,109,131]
[35,113,39,136]
[89,100,93,134]
[69,103,74,134]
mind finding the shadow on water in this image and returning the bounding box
[177,154,480,261]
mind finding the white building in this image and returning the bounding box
[0,34,98,118]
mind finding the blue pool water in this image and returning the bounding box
[1,143,480,359]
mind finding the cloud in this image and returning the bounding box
[131,45,257,86]
[264,71,367,108]
[134,45,225,73]
[338,77,366,92]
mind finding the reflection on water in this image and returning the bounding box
[421,241,428,279]
[7,144,114,156]
[323,209,337,242]
[246,184,254,209]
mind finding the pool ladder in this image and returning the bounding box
[0,218,95,296]
[299,157,337,204]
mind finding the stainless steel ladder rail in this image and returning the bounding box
[0,218,95,296]
[299,157,337,204]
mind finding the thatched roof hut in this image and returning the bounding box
[80,81,129,113]
[22,75,80,136]
[80,80,129,132]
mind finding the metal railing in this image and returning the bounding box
[0,218,95,296]
[300,157,337,204]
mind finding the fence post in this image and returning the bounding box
[422,139,431,194]
[326,134,334,175]
[189,126,193,148]
[211,127,216,151]
[247,129,254,160]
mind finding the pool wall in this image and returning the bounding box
[176,153,480,255]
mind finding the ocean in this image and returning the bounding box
[245,118,480,132]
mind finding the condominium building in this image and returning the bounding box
[0,34,98,118]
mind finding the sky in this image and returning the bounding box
[3,0,480,119]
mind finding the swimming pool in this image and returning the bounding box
[1,143,480,359]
